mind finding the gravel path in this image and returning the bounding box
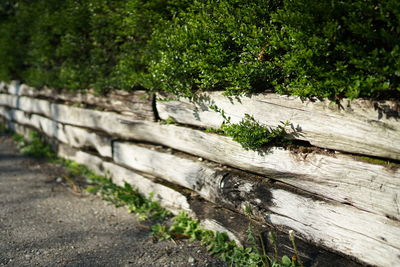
[0,134,226,267]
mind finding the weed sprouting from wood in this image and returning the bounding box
[160,116,177,125]
[207,105,290,150]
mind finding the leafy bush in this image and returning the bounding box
[150,0,400,98]
[0,0,399,99]
[268,0,400,99]
[149,0,281,97]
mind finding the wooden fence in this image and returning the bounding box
[0,81,399,267]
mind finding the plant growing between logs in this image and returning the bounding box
[207,105,291,150]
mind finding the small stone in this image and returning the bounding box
[188,256,195,264]
[198,157,203,161]
[56,177,62,183]
[25,254,31,259]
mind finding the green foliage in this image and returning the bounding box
[160,116,177,125]
[149,0,280,97]
[208,105,290,150]
[0,0,399,98]
[151,211,301,267]
[268,0,400,99]
[86,179,171,221]
[61,160,171,221]
[13,131,55,158]
[0,122,9,134]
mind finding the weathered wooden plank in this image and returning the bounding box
[58,141,369,267]
[108,120,400,222]
[1,82,155,120]
[55,143,246,244]
[0,93,52,117]
[112,141,400,267]
[113,142,223,201]
[0,108,112,158]
[58,143,191,214]
[157,92,400,160]
[188,197,365,267]
[1,100,398,221]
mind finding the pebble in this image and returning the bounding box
[56,177,62,183]
[25,254,31,259]
[188,256,195,263]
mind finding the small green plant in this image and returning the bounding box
[160,116,177,125]
[60,161,171,222]
[0,122,11,134]
[151,211,301,267]
[208,105,290,150]
[13,131,55,158]
[86,178,171,221]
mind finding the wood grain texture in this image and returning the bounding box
[0,118,376,267]
[55,143,246,245]
[157,92,400,160]
[0,108,112,158]
[112,141,400,267]
[0,98,398,221]
[0,81,155,120]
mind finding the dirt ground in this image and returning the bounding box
[0,134,227,267]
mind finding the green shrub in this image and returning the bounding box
[268,0,400,99]
[0,0,399,99]
[110,0,191,91]
[149,0,281,97]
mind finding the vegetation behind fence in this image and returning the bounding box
[0,0,399,99]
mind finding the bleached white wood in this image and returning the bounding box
[2,95,400,266]
[0,108,112,158]
[1,101,399,221]
[102,162,191,215]
[269,189,400,267]
[57,144,106,175]
[1,82,154,120]
[108,121,400,221]
[157,92,400,160]
[111,141,400,267]
[57,143,241,242]
[0,93,52,117]
[113,142,223,202]
[0,106,11,121]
